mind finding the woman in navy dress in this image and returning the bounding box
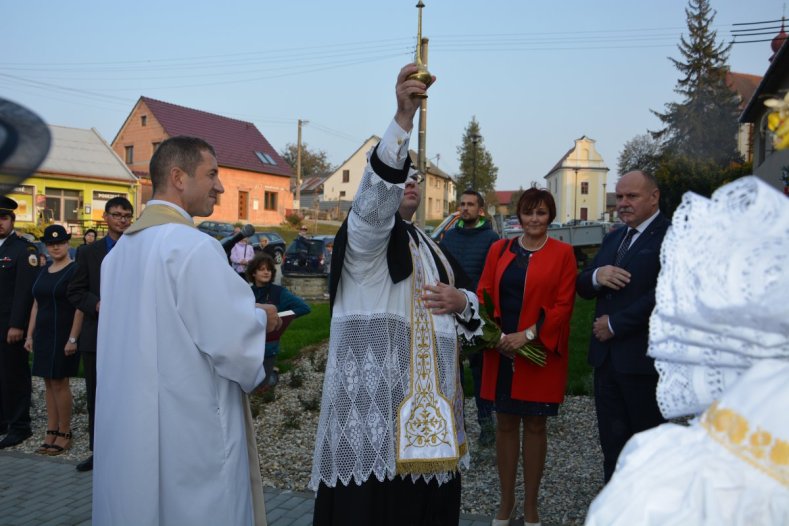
[24,225,83,455]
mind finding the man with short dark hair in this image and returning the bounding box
[440,188,499,445]
[0,196,38,449]
[67,195,133,471]
[92,135,278,525]
[577,170,670,482]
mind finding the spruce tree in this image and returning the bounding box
[651,0,741,164]
[456,117,498,196]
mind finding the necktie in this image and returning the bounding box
[614,228,636,266]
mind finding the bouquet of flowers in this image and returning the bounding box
[461,290,547,367]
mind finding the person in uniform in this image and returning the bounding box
[0,196,39,448]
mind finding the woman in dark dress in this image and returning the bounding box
[478,189,576,526]
[24,225,83,455]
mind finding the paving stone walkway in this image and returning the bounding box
[0,451,491,526]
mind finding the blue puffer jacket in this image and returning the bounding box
[439,218,499,290]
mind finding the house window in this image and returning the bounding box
[152,142,161,152]
[339,191,346,198]
[125,145,134,164]
[581,182,589,195]
[342,169,350,183]
[264,191,277,211]
[141,115,147,126]
[255,151,277,165]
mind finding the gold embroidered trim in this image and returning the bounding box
[396,234,459,475]
[701,401,789,488]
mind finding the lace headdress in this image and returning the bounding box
[649,176,789,418]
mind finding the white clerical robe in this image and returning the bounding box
[93,202,267,526]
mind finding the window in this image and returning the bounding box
[339,191,346,198]
[141,115,147,126]
[255,151,277,165]
[264,191,277,211]
[580,207,588,220]
[125,145,134,164]
[342,169,350,183]
[581,182,589,195]
[152,142,161,152]
[45,188,80,222]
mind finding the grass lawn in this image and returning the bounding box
[276,302,331,373]
[278,296,597,396]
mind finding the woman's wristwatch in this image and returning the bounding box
[68,337,77,344]
[525,328,536,341]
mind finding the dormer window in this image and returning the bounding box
[255,151,277,165]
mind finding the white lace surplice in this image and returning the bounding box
[309,151,478,490]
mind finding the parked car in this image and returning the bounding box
[310,235,335,254]
[197,220,236,239]
[219,231,287,264]
[503,223,523,239]
[281,236,331,276]
[429,212,460,242]
[251,232,286,264]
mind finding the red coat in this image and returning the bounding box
[477,237,576,404]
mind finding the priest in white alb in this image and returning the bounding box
[92,136,279,525]
[310,64,483,526]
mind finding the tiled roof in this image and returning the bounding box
[726,71,763,111]
[408,150,453,180]
[139,97,292,178]
[495,191,516,205]
[39,126,136,183]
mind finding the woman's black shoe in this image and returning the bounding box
[76,455,93,472]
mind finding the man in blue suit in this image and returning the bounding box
[576,170,670,483]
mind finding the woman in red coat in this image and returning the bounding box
[478,188,576,526]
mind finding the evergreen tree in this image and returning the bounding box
[651,0,741,163]
[456,117,498,196]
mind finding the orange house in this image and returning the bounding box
[112,97,293,225]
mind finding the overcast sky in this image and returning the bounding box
[2,0,782,190]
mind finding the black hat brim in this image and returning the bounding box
[0,98,51,197]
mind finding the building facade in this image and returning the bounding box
[8,125,137,234]
[315,137,456,221]
[112,97,293,225]
[740,33,789,194]
[544,136,610,224]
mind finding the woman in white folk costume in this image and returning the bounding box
[585,176,789,525]
[92,137,280,526]
[310,64,483,526]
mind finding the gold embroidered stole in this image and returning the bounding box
[396,230,464,475]
[124,204,194,234]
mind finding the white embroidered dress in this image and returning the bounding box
[310,121,479,490]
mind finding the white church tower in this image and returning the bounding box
[544,136,610,224]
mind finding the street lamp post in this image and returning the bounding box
[470,134,481,189]
[295,119,309,211]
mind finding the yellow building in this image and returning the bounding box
[8,125,138,234]
[544,136,610,224]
